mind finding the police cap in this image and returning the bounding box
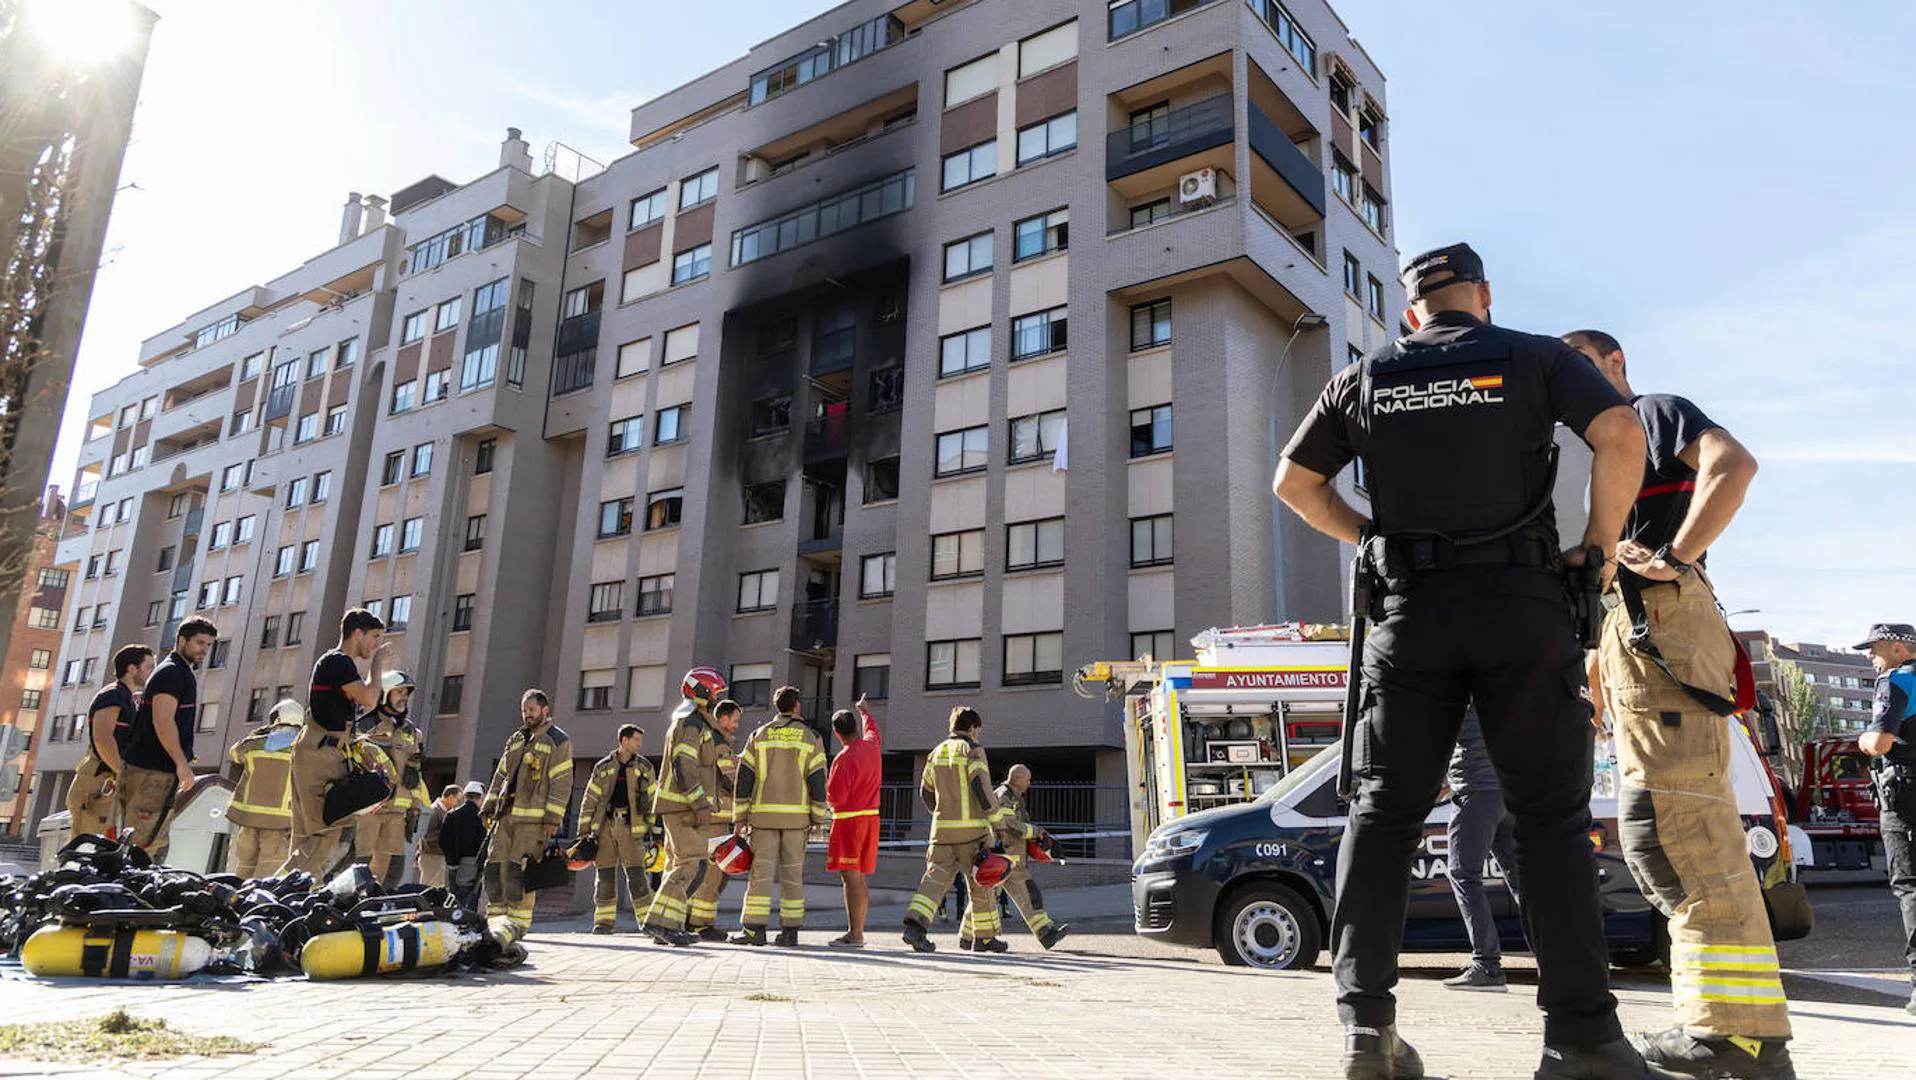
[1853,622,1916,650]
[1401,242,1487,301]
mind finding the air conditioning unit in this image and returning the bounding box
[1179,168,1217,205]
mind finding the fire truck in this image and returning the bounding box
[1790,734,1884,883]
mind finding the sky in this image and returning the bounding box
[44,0,1916,650]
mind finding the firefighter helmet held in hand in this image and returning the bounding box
[565,836,599,872]
[711,833,752,876]
[972,849,1012,888]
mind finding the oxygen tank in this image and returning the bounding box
[298,920,472,979]
[20,925,218,980]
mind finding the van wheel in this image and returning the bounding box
[1215,882,1321,971]
[1610,912,1670,970]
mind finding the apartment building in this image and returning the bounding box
[0,491,81,836]
[28,0,1399,830]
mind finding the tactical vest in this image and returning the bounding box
[1359,334,1557,545]
[227,726,297,829]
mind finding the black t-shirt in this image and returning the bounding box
[84,682,137,765]
[124,652,198,772]
[608,757,631,813]
[309,650,363,732]
[1625,393,1720,556]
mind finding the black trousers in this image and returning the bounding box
[1332,566,1621,1046]
[1882,808,1916,984]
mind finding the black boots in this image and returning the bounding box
[901,920,935,953]
[1342,1025,1424,1080]
[1536,1037,1686,1079]
[1630,1028,1795,1080]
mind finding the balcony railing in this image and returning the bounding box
[790,598,839,653]
[1106,93,1234,182]
[1247,103,1327,217]
[553,348,596,396]
[804,413,850,464]
[262,383,296,423]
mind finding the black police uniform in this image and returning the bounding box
[1281,278,1629,1049]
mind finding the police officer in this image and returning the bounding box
[1273,243,1657,1079]
[355,670,428,887]
[1855,622,1916,1018]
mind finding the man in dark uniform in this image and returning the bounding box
[280,609,390,876]
[1274,243,1658,1079]
[1855,622,1916,1017]
[118,618,218,858]
[66,644,154,838]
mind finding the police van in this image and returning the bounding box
[1080,625,1813,971]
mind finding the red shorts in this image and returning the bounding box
[827,812,879,874]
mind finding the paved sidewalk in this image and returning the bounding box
[0,925,1907,1079]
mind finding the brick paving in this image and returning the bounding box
[0,927,1907,1079]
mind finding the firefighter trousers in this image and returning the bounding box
[646,814,712,930]
[484,822,543,943]
[593,817,654,929]
[1334,566,1620,1047]
[355,813,409,886]
[281,727,351,878]
[1599,572,1791,1039]
[228,826,291,881]
[65,768,117,839]
[907,839,997,942]
[741,826,809,929]
[963,855,1053,942]
[116,765,178,858]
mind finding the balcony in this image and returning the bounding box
[1247,104,1325,219]
[261,382,296,423]
[555,309,600,358]
[790,598,839,654]
[1106,93,1234,182]
[803,413,849,465]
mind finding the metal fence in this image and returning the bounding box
[875,781,1129,858]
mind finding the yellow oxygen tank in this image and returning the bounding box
[299,920,466,980]
[21,925,218,980]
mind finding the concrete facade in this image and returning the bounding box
[28,0,1399,833]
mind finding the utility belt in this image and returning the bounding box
[1361,532,1556,597]
[1875,760,1916,820]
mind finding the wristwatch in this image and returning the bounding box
[1652,544,1695,576]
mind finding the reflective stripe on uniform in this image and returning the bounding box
[833,808,879,818]
[1671,942,1785,1004]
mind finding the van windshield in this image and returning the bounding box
[1256,744,1340,805]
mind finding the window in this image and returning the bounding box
[440,675,464,714]
[308,471,331,504]
[475,438,496,474]
[730,664,773,709]
[371,523,395,558]
[73,605,87,629]
[167,493,188,519]
[20,688,42,712]
[561,281,603,319]
[275,545,296,577]
[935,426,988,476]
[101,550,120,577]
[169,594,187,621]
[299,540,319,573]
[671,244,711,284]
[1108,0,1214,40]
[390,380,417,414]
[424,369,450,403]
[235,516,256,544]
[1016,111,1077,165]
[284,610,304,647]
[62,660,82,685]
[285,477,308,508]
[655,405,689,445]
[629,188,668,230]
[464,514,486,552]
[335,338,358,369]
[1009,410,1065,464]
[943,232,992,283]
[222,576,243,606]
[302,347,327,380]
[679,166,719,210]
[931,529,985,580]
[260,616,281,649]
[401,311,428,344]
[939,327,991,378]
[1130,198,1172,229]
[927,639,982,690]
[750,395,792,438]
[864,456,899,503]
[28,648,51,670]
[860,553,897,599]
[1127,629,1178,664]
[294,413,319,443]
[241,351,265,380]
[1013,208,1069,262]
[1011,307,1068,360]
[1007,518,1065,571]
[1004,631,1064,686]
[1332,152,1356,204]
[92,604,109,629]
[154,545,174,574]
[1365,275,1385,320]
[1330,68,1356,115]
[382,451,405,486]
[1130,404,1173,457]
[941,140,996,192]
[730,168,916,266]
[387,595,412,631]
[434,297,462,333]
[323,404,346,436]
[412,442,434,477]
[637,574,674,616]
[853,654,891,700]
[461,343,498,391]
[646,489,684,531]
[85,555,101,580]
[1249,0,1316,69]
[742,480,786,524]
[1359,107,1383,150]
[616,338,651,379]
[1343,251,1362,296]
[869,367,904,413]
[737,570,779,614]
[1361,184,1388,235]
[607,416,645,456]
[1130,299,1172,350]
[588,582,624,623]
[1131,513,1174,567]
[598,498,634,539]
[400,517,423,553]
[221,464,244,492]
[1018,18,1077,75]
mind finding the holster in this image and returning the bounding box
[1561,546,1605,649]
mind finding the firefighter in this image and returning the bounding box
[578,723,670,937]
[1567,329,1795,1077]
[1275,243,1654,1078]
[643,667,727,944]
[65,644,153,838]
[280,609,392,877]
[355,670,429,887]
[225,699,303,880]
[730,687,828,946]
[685,699,742,941]
[962,763,1068,952]
[481,689,573,947]
[902,707,1015,954]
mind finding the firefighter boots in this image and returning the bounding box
[1629,1029,1796,1080]
[730,926,768,947]
[774,927,799,948]
[695,925,727,943]
[1342,1024,1424,1080]
[648,927,698,948]
[974,936,1008,954]
[1038,923,1071,950]
[901,920,935,953]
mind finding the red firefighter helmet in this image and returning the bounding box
[1025,839,1058,864]
[711,832,753,876]
[681,666,727,705]
[565,836,600,872]
[972,849,1012,889]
